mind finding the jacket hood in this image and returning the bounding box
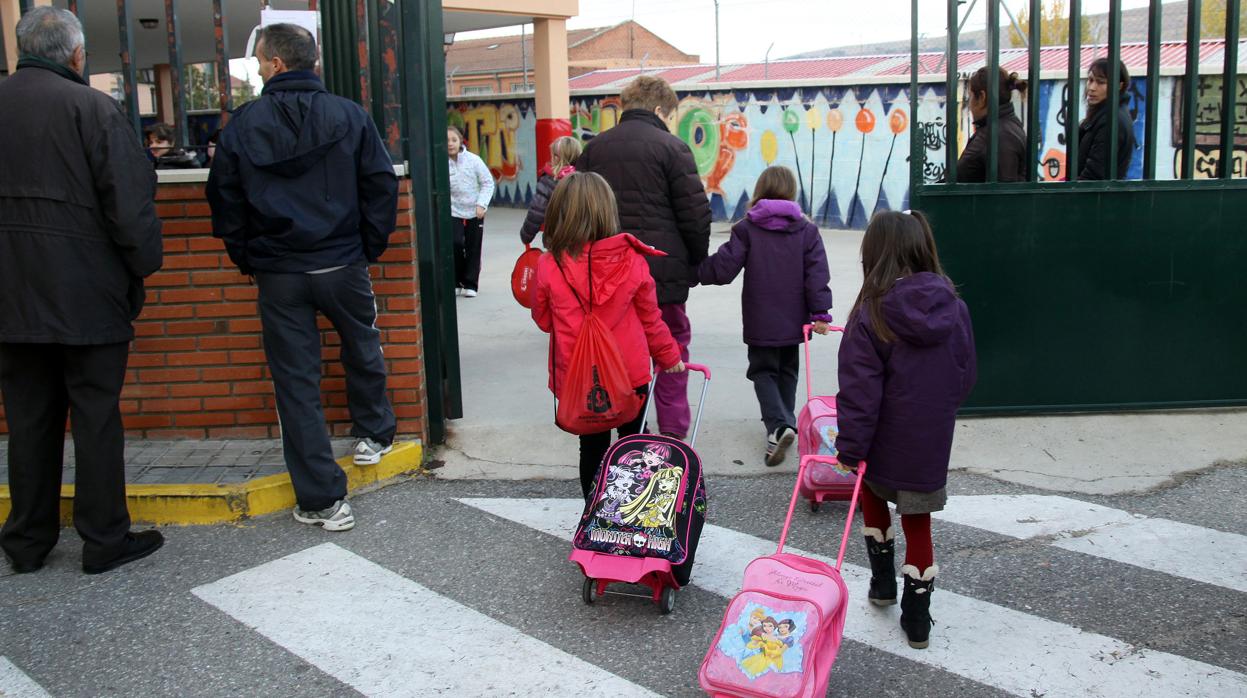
[556,233,665,307]
[246,71,350,177]
[880,272,961,346]
[747,199,805,231]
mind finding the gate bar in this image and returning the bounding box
[1220,0,1240,179]
[1183,0,1201,179]
[117,0,141,138]
[1066,0,1082,181]
[987,0,1000,183]
[212,0,232,122]
[357,0,372,114]
[909,0,920,190]
[164,0,189,147]
[945,0,959,183]
[1107,0,1123,180]
[1143,0,1162,179]
[1027,0,1041,181]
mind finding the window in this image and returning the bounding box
[510,83,534,93]
[461,85,494,96]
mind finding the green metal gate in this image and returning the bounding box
[909,0,1247,413]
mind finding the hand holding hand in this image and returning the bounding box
[664,360,686,374]
[813,321,831,335]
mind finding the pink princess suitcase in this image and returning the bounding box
[796,324,855,511]
[698,457,866,698]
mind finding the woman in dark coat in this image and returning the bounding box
[956,67,1029,182]
[1077,58,1137,180]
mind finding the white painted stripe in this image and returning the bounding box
[0,657,52,698]
[192,543,658,698]
[462,497,1247,698]
[934,495,1247,593]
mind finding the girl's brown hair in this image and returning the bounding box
[543,172,620,260]
[447,124,465,152]
[749,165,798,209]
[550,136,582,172]
[969,66,1028,105]
[849,210,946,343]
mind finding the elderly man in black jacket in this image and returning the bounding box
[576,76,712,439]
[207,23,398,532]
[0,8,165,575]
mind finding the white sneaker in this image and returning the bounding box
[353,437,393,465]
[765,426,797,467]
[292,500,355,532]
[464,289,478,298]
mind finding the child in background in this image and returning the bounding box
[699,165,833,466]
[520,136,582,245]
[530,172,685,499]
[834,210,977,650]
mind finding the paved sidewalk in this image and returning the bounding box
[0,439,354,485]
[440,207,1247,495]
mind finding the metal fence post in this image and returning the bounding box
[164,0,188,146]
[1183,0,1202,179]
[945,0,959,184]
[1107,0,1122,180]
[1220,0,1241,179]
[1143,0,1162,179]
[1027,0,1041,181]
[987,0,1000,183]
[117,0,142,138]
[1066,0,1082,181]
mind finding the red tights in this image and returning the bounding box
[857,484,934,571]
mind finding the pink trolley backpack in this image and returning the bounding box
[796,324,856,511]
[570,364,711,614]
[699,457,866,697]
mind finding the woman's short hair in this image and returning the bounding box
[620,76,679,116]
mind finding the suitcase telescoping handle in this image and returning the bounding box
[776,455,866,571]
[803,323,845,402]
[640,363,712,447]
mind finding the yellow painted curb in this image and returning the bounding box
[0,441,423,526]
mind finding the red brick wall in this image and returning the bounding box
[571,23,700,66]
[0,178,427,443]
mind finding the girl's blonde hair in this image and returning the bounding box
[543,172,619,260]
[550,136,582,172]
[749,166,798,209]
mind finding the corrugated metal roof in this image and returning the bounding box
[568,39,1242,93]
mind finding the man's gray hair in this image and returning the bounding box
[16,7,84,66]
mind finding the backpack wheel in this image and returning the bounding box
[658,586,676,614]
[809,499,820,513]
[582,577,597,605]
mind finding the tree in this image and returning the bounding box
[1201,0,1247,39]
[232,77,257,105]
[1009,0,1102,48]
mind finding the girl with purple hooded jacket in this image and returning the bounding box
[699,166,834,466]
[835,210,976,651]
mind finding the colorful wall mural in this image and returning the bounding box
[447,75,1239,228]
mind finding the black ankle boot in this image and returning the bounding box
[864,535,897,606]
[899,567,936,649]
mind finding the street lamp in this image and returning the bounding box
[764,41,774,80]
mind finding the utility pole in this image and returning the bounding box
[714,0,721,80]
[764,41,774,80]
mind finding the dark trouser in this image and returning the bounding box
[255,262,396,512]
[577,387,650,500]
[0,342,132,566]
[653,304,691,436]
[454,217,484,291]
[746,344,800,434]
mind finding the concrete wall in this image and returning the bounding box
[448,75,1247,227]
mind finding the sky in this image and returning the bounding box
[457,0,1167,65]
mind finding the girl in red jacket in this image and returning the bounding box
[531,172,686,499]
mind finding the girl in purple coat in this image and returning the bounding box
[835,210,976,650]
[699,166,834,466]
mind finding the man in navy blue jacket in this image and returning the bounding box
[207,24,398,532]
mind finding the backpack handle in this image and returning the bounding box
[776,454,866,571]
[802,323,845,402]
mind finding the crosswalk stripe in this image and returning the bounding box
[191,542,659,698]
[0,657,51,698]
[934,495,1247,593]
[461,497,1247,698]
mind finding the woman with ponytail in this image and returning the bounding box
[956,67,1029,182]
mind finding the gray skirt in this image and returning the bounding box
[865,480,947,515]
